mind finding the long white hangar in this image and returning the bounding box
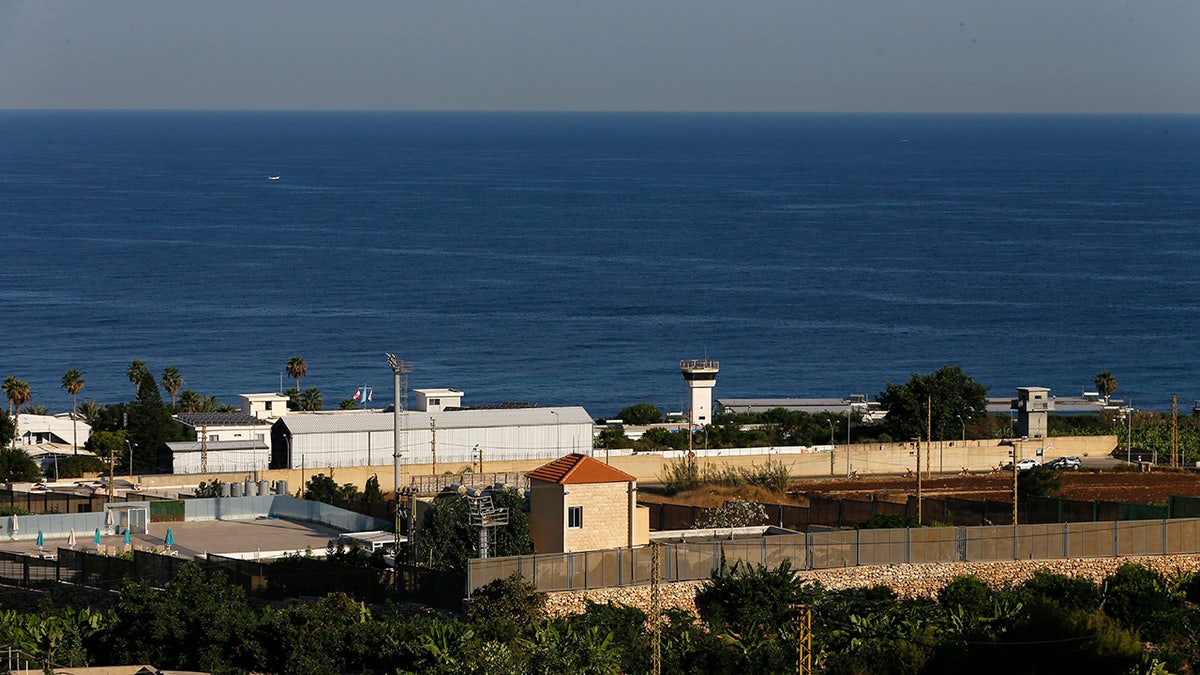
[268,406,595,470]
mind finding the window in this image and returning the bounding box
[265,401,273,411]
[208,434,219,442]
[567,506,583,529]
[430,398,441,405]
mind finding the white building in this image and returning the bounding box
[163,440,270,474]
[177,412,273,445]
[239,393,291,420]
[269,406,594,471]
[14,414,91,448]
[413,388,463,413]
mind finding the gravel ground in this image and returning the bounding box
[544,554,1200,618]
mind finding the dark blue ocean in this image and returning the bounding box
[2,112,1199,416]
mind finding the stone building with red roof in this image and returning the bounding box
[526,453,650,553]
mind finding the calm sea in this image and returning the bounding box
[2,111,1198,417]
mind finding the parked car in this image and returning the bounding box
[1001,458,1041,471]
[1047,456,1082,470]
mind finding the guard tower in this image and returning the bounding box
[1011,386,1054,439]
[680,359,719,427]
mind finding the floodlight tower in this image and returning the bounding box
[387,354,412,552]
[680,358,719,427]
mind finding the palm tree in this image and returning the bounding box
[127,360,151,397]
[1095,371,1118,404]
[2,376,17,416]
[299,387,323,412]
[3,378,31,449]
[160,366,185,407]
[286,356,307,394]
[177,390,203,414]
[61,369,85,455]
[77,399,102,426]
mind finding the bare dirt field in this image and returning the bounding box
[639,469,1200,508]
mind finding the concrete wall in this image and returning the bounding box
[134,434,1119,493]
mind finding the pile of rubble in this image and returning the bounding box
[543,554,1200,619]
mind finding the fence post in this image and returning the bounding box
[1112,521,1119,557]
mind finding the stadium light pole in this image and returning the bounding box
[387,354,411,555]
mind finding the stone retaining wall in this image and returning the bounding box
[544,553,1200,618]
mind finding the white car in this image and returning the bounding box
[1002,458,1041,471]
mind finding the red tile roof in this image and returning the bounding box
[526,453,637,485]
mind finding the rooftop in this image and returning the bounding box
[177,412,270,428]
[527,453,637,485]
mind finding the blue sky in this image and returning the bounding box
[1,0,1197,112]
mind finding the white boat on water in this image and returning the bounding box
[268,176,281,181]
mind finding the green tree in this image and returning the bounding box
[2,377,31,449]
[363,474,385,504]
[286,356,307,394]
[466,573,547,625]
[1094,371,1118,403]
[76,399,102,427]
[22,404,49,416]
[103,563,259,673]
[878,365,989,441]
[86,430,127,471]
[61,369,85,455]
[126,373,188,472]
[299,387,323,411]
[160,365,184,407]
[339,398,361,410]
[0,411,13,449]
[615,402,663,425]
[417,488,533,573]
[1017,464,1061,498]
[303,473,358,504]
[126,359,150,397]
[0,446,41,482]
[176,390,203,413]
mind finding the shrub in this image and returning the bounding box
[938,576,994,617]
[857,513,920,529]
[466,573,546,625]
[695,559,811,637]
[616,402,663,425]
[1018,465,1060,498]
[55,455,105,479]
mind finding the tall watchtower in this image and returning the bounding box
[1011,386,1053,439]
[680,359,719,427]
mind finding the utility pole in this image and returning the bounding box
[430,417,437,478]
[200,424,208,474]
[650,541,662,675]
[795,605,814,675]
[925,396,932,478]
[916,432,923,525]
[1172,395,1179,469]
[1012,441,1020,526]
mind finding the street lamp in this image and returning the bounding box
[550,410,561,451]
[957,415,965,442]
[125,440,134,481]
[827,418,836,475]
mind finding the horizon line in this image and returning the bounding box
[1,108,1198,117]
